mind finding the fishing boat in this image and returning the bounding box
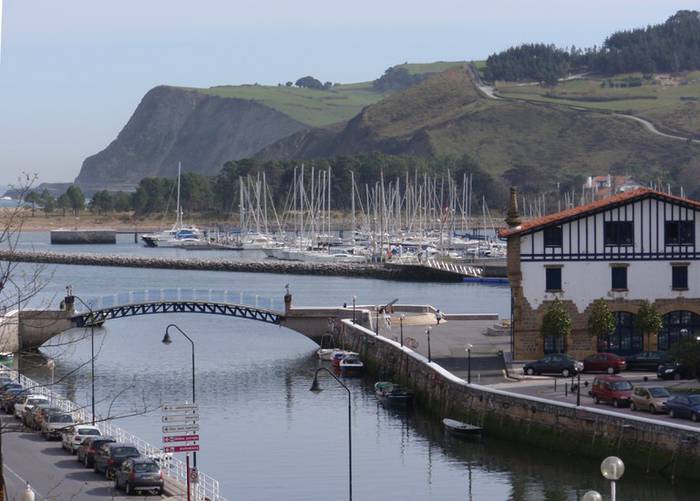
[443,418,482,438]
[340,355,364,377]
[374,382,414,407]
[330,350,357,368]
[316,348,336,361]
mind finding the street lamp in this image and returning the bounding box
[20,483,35,501]
[47,359,55,405]
[72,295,97,425]
[466,344,473,384]
[426,327,432,363]
[399,314,405,347]
[310,367,352,501]
[163,324,197,469]
[600,456,625,501]
[352,296,356,324]
[581,491,602,501]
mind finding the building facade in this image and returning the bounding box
[501,187,700,360]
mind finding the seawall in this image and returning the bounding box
[0,250,480,282]
[340,319,700,480]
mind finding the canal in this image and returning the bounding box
[11,233,697,500]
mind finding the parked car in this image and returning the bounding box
[77,436,115,468]
[665,394,700,421]
[1,388,27,413]
[630,386,670,414]
[590,375,633,408]
[523,354,583,377]
[657,362,694,381]
[0,382,23,396]
[93,442,141,479]
[30,405,61,431]
[41,411,75,440]
[62,425,101,453]
[113,457,164,495]
[625,351,672,371]
[15,395,49,420]
[583,353,627,374]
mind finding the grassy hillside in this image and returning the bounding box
[495,71,700,136]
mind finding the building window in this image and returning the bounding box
[603,221,634,246]
[659,310,700,350]
[672,264,689,290]
[545,267,562,291]
[543,226,563,247]
[597,311,642,355]
[665,221,694,246]
[611,266,628,290]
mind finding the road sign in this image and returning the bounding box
[163,403,198,413]
[162,414,199,423]
[163,444,199,453]
[162,424,199,434]
[190,468,199,484]
[162,408,199,417]
[163,434,199,443]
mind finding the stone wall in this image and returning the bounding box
[340,319,700,480]
[0,311,20,352]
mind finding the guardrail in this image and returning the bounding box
[75,288,284,313]
[2,368,226,501]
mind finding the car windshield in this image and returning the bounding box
[688,395,700,405]
[611,381,632,391]
[27,398,48,405]
[649,388,670,398]
[134,463,159,473]
[78,428,101,436]
[49,414,73,423]
[112,446,140,457]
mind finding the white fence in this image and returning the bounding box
[2,368,226,501]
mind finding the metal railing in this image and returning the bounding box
[2,367,226,501]
[74,288,283,313]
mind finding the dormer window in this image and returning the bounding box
[604,221,633,246]
[543,226,563,247]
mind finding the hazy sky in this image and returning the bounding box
[0,1,696,185]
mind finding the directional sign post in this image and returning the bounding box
[164,444,200,453]
[162,403,200,451]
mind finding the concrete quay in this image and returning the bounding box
[340,318,700,480]
[0,249,482,282]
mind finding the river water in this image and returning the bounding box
[10,233,697,500]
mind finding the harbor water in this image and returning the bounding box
[11,232,697,500]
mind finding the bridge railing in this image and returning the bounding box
[75,288,284,313]
[2,368,225,501]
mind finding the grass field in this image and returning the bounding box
[395,61,466,75]
[495,71,700,136]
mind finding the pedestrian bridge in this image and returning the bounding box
[70,288,285,328]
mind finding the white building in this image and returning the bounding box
[501,187,700,359]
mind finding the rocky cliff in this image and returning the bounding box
[75,86,308,191]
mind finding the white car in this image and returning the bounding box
[14,395,49,420]
[61,424,101,453]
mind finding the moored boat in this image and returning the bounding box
[316,348,336,361]
[339,355,364,377]
[330,350,357,368]
[443,418,482,438]
[374,382,414,407]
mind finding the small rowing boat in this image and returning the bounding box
[442,418,482,438]
[374,382,413,407]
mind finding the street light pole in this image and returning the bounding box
[600,456,625,501]
[72,295,96,425]
[466,344,472,384]
[310,367,352,501]
[163,324,197,469]
[576,371,581,406]
[426,327,432,363]
[400,315,405,347]
[352,296,356,324]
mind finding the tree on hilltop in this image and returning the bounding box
[295,76,324,89]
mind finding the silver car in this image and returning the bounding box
[61,425,101,453]
[41,412,75,440]
[14,395,49,420]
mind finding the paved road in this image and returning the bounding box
[491,372,700,429]
[466,63,700,145]
[2,414,168,500]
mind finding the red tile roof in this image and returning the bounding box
[499,188,700,237]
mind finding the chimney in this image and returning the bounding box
[505,187,522,228]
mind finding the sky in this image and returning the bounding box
[0,1,697,185]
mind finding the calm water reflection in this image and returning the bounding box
[9,232,696,499]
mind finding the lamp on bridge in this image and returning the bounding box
[309,367,352,501]
[162,324,197,469]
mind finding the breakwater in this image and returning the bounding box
[0,250,479,282]
[340,319,700,480]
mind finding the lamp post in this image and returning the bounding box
[72,295,96,425]
[352,296,356,324]
[47,359,55,405]
[600,456,624,501]
[162,324,197,469]
[20,483,35,501]
[375,307,381,336]
[310,367,352,501]
[581,491,602,501]
[426,327,432,363]
[576,370,581,406]
[399,314,405,347]
[466,345,473,383]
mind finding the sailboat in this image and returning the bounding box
[141,163,207,248]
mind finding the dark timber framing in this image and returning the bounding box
[520,193,700,262]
